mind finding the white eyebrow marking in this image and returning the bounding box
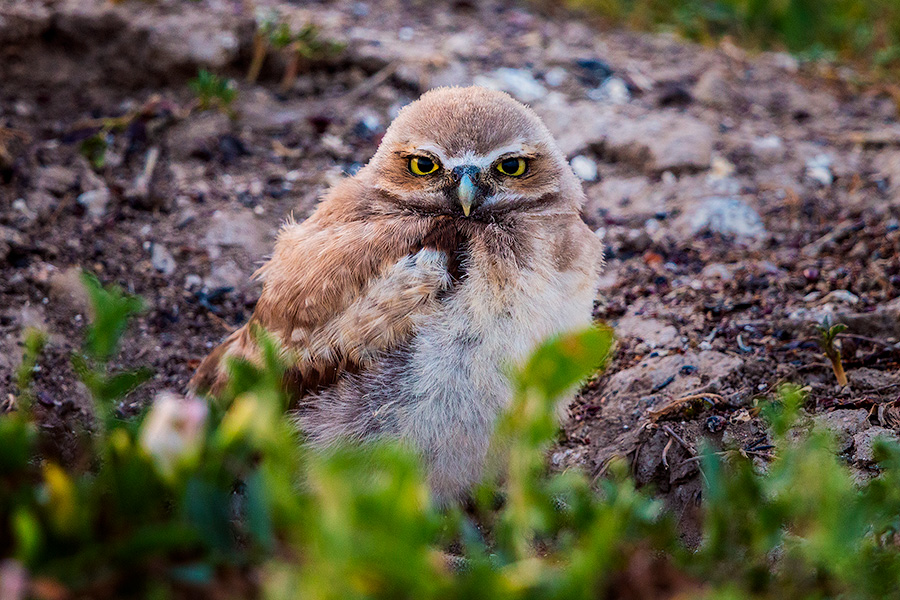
[413,144,450,165]
[413,142,527,171]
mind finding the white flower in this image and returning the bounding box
[139,392,208,478]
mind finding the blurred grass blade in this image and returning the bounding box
[80,272,144,362]
[516,325,614,400]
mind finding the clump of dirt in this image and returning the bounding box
[2,0,898,534]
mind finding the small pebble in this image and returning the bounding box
[473,68,547,103]
[184,274,203,290]
[151,243,177,276]
[587,77,630,104]
[544,66,567,87]
[806,154,833,186]
[570,155,598,181]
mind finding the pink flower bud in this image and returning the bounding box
[139,392,208,478]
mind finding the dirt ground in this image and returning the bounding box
[2,0,899,538]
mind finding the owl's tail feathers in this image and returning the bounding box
[188,326,256,397]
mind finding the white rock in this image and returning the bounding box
[604,112,714,173]
[604,350,742,400]
[36,165,78,195]
[544,66,567,87]
[769,52,800,72]
[701,263,735,281]
[151,243,177,276]
[806,154,834,186]
[184,274,203,290]
[812,409,870,453]
[854,427,899,463]
[570,155,598,181]
[203,209,270,259]
[587,77,630,104]
[693,67,733,108]
[205,260,246,290]
[147,13,243,71]
[77,188,110,219]
[688,197,766,240]
[535,101,714,172]
[474,68,547,103]
[535,99,616,156]
[615,316,679,349]
[429,61,471,89]
[13,100,33,116]
[820,290,859,305]
[751,135,785,163]
[787,304,840,326]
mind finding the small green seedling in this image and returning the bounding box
[71,272,153,421]
[245,13,344,92]
[14,328,48,411]
[247,12,281,83]
[816,319,848,387]
[189,70,238,114]
[281,24,345,92]
[79,133,109,170]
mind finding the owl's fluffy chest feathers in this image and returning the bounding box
[395,231,599,501]
[290,215,602,504]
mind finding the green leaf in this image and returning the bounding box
[515,325,614,400]
[182,477,235,555]
[0,414,36,475]
[244,469,274,550]
[15,327,47,408]
[169,562,214,585]
[80,272,145,362]
[12,508,43,564]
[99,367,154,403]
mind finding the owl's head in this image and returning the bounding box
[363,86,583,218]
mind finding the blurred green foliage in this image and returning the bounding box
[189,70,238,113]
[4,275,900,598]
[567,0,900,73]
[79,133,109,171]
[14,328,46,411]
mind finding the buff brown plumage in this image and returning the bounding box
[191,86,604,503]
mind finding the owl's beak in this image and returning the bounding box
[457,174,477,217]
[452,165,481,217]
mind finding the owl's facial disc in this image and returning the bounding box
[416,145,532,217]
[367,87,584,218]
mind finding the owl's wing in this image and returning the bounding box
[189,203,459,400]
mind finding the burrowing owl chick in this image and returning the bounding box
[192,86,604,504]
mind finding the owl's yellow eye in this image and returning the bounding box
[496,157,527,177]
[409,156,440,176]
